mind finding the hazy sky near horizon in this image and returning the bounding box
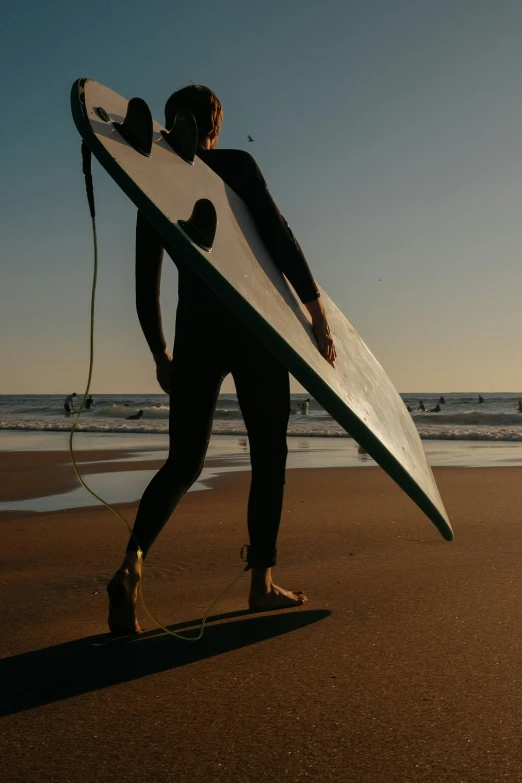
[1,0,522,394]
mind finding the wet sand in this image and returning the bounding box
[0,448,168,501]
[2,449,522,782]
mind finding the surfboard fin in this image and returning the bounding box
[179,199,217,252]
[161,110,198,164]
[113,98,153,157]
[95,106,111,123]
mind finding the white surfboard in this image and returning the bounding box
[71,78,453,541]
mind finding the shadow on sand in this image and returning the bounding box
[1,608,330,716]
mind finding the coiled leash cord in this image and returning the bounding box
[69,142,245,640]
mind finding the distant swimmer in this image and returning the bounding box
[439,396,446,404]
[126,409,144,420]
[85,395,95,410]
[64,392,76,415]
[429,404,441,413]
[478,395,484,404]
[518,400,522,413]
[406,405,413,413]
[297,398,311,415]
[417,401,426,412]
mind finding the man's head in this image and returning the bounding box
[165,85,223,149]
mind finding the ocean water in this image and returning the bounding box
[1,392,522,442]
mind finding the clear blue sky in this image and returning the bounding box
[2,0,521,393]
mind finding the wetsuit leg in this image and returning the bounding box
[232,339,290,570]
[126,343,227,557]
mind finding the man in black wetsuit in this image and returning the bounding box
[107,85,336,635]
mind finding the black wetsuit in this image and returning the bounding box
[128,149,319,569]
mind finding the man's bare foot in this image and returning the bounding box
[107,567,141,635]
[249,583,308,612]
[248,567,308,612]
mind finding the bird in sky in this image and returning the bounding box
[248,135,255,142]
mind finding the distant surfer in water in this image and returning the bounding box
[478,395,484,404]
[439,396,445,404]
[64,392,76,415]
[517,400,522,413]
[107,84,337,634]
[126,409,144,420]
[85,395,95,410]
[428,404,441,413]
[297,398,311,415]
[417,400,426,412]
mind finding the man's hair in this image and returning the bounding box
[165,85,223,144]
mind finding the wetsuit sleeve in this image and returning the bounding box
[135,211,167,354]
[239,155,320,304]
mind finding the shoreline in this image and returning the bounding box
[1,431,522,513]
[3,428,522,462]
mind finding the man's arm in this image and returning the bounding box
[135,211,168,357]
[135,212,173,390]
[237,154,336,365]
[236,154,321,306]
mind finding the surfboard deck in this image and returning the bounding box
[71,78,453,541]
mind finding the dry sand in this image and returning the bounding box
[1,449,522,782]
